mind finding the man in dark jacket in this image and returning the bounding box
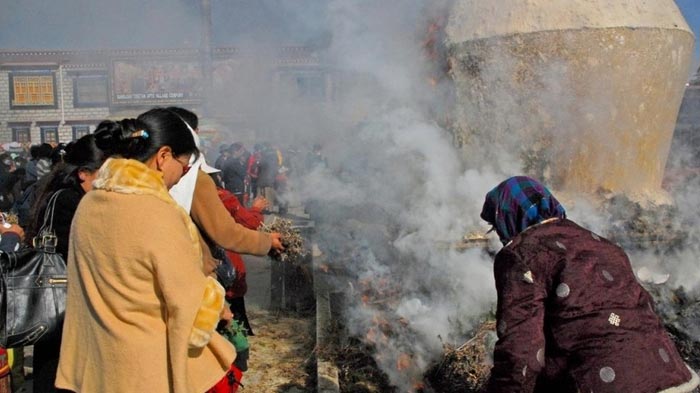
[222,143,248,204]
[214,144,231,171]
[0,153,21,211]
[256,143,279,207]
[481,176,699,393]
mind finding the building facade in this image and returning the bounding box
[0,47,331,145]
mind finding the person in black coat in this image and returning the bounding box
[214,144,231,171]
[256,143,279,207]
[0,153,21,212]
[27,134,107,393]
[223,142,249,204]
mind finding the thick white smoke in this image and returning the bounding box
[303,108,501,389]
[7,0,697,390]
[290,0,700,390]
[286,1,507,389]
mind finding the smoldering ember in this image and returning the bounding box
[1,1,700,392]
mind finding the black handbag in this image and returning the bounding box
[0,190,67,348]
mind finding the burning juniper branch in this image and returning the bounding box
[259,217,308,264]
[425,319,497,393]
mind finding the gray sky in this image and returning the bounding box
[0,0,697,70]
[0,0,328,49]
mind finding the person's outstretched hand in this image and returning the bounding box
[270,232,285,253]
[252,196,269,211]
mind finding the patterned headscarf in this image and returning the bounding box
[480,176,566,245]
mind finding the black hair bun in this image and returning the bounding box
[64,134,104,168]
[93,118,149,158]
[93,120,123,151]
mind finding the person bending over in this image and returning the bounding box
[481,176,699,393]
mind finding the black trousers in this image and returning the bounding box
[229,297,254,336]
[33,335,70,393]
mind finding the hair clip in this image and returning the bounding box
[132,130,150,139]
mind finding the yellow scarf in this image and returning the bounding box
[93,158,202,263]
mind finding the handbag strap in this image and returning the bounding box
[34,189,66,252]
[38,189,65,235]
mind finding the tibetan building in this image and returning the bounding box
[0,46,331,144]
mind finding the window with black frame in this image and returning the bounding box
[73,73,108,107]
[41,126,59,144]
[11,127,31,143]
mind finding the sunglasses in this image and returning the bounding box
[182,163,192,176]
[172,154,192,176]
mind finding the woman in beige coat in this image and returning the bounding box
[56,108,235,393]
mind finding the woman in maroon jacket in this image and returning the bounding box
[481,176,699,393]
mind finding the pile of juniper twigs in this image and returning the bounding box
[259,217,308,264]
[425,320,497,393]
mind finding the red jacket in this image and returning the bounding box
[217,188,264,298]
[246,152,260,180]
[487,219,694,393]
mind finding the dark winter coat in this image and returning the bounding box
[487,218,697,393]
[214,155,228,172]
[222,156,247,195]
[257,149,279,188]
[36,186,84,260]
[0,170,21,211]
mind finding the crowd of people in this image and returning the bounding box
[0,107,335,392]
[211,140,327,215]
[3,108,697,393]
